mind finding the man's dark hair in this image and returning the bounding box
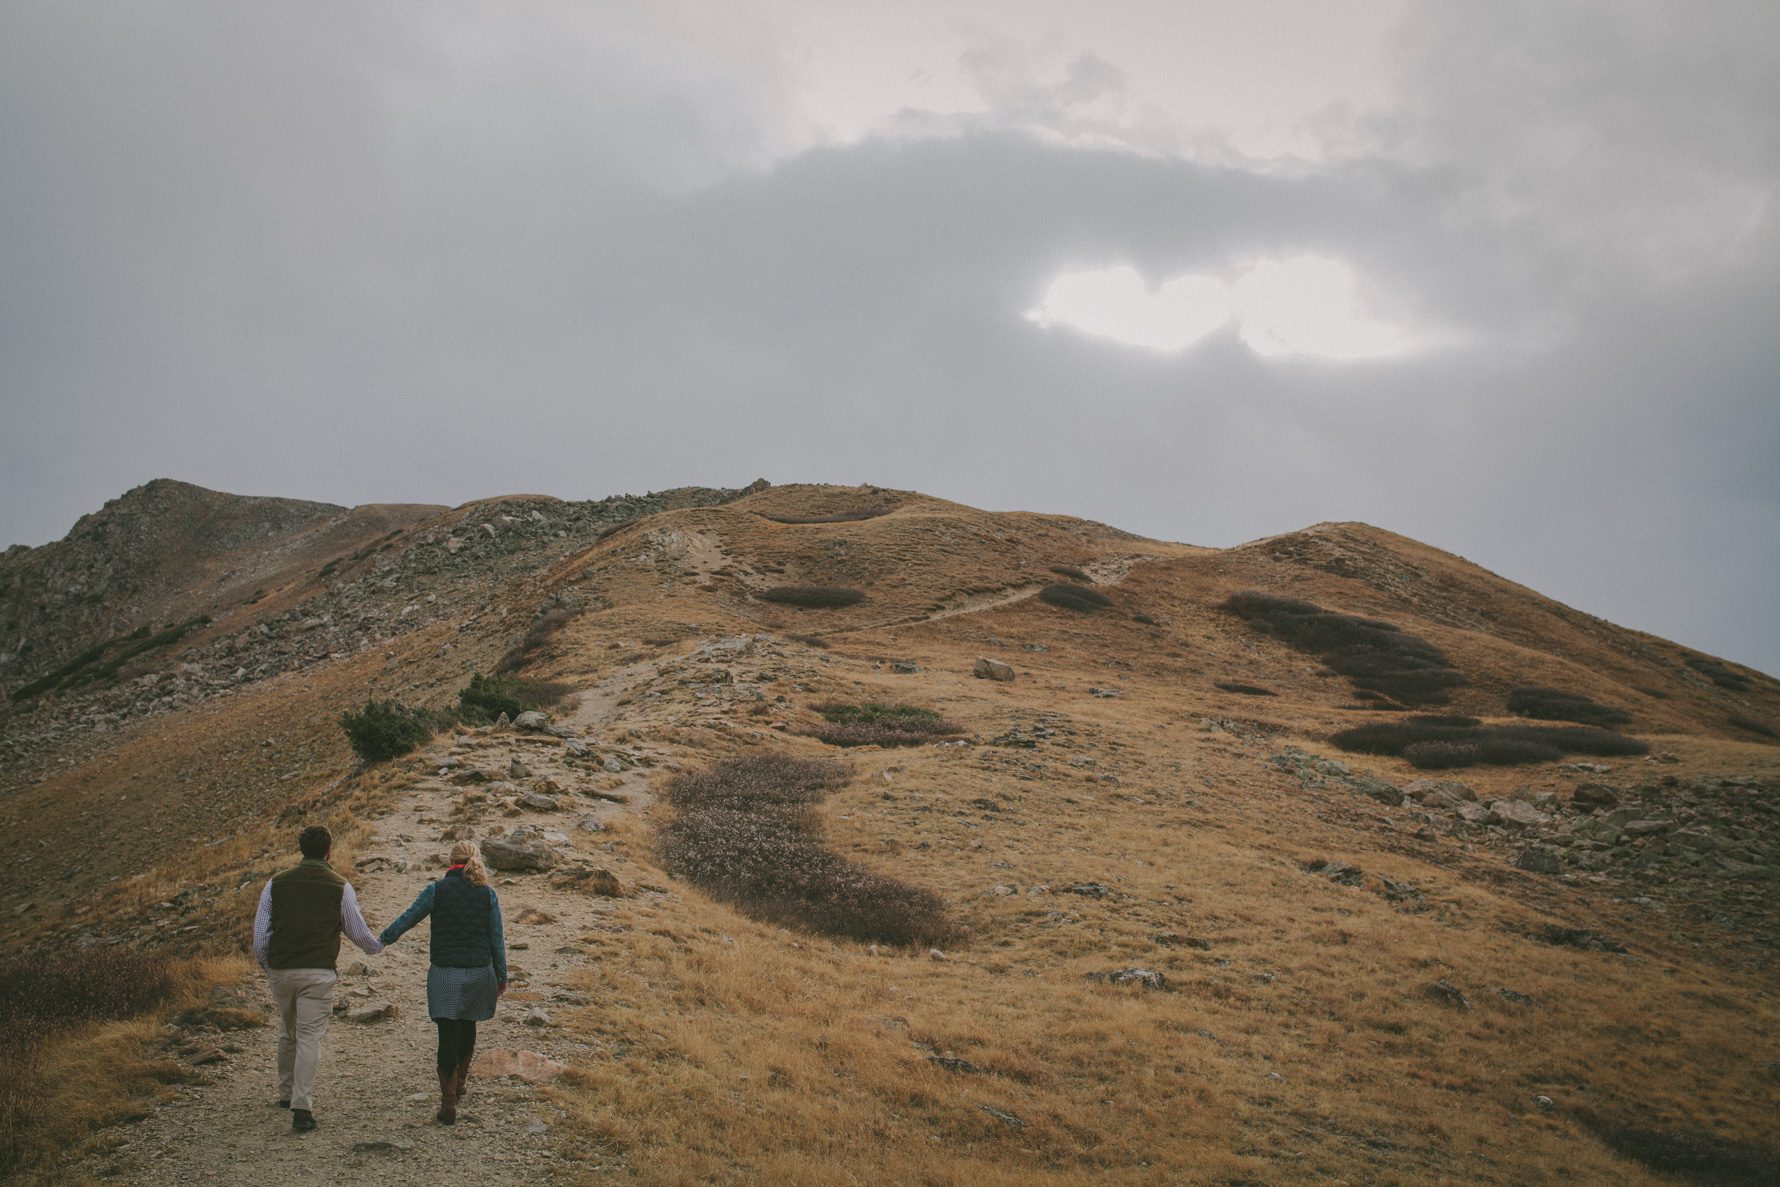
[298,825,332,860]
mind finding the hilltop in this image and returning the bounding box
[1,479,1777,1186]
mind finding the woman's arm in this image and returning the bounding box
[377,882,436,946]
[487,889,507,986]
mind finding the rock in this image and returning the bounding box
[601,755,625,773]
[513,711,550,731]
[1351,776,1404,807]
[449,769,490,785]
[343,961,374,977]
[1515,847,1564,875]
[1533,1095,1555,1113]
[978,1104,1026,1129]
[1089,687,1123,699]
[973,657,1016,682]
[575,815,606,832]
[1572,783,1619,810]
[550,865,624,896]
[1624,819,1672,837]
[351,1139,412,1154]
[494,712,511,728]
[474,1049,566,1083]
[347,1001,397,1023]
[564,738,590,757]
[1404,778,1479,805]
[891,662,922,674]
[509,758,531,779]
[522,1008,552,1027]
[1305,859,1363,886]
[1455,802,1494,824]
[1064,882,1114,898]
[1490,800,1551,828]
[517,792,559,812]
[1428,979,1473,1009]
[1088,967,1169,991]
[481,830,560,873]
[1500,988,1537,1006]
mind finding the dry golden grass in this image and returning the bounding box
[4,484,1778,1183]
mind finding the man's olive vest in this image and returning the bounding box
[268,859,346,970]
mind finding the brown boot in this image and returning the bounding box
[453,1060,469,1104]
[435,1068,457,1125]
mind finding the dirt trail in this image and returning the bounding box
[80,678,674,1186]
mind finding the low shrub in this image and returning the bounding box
[1040,583,1112,612]
[1401,741,1479,769]
[762,508,893,524]
[1333,718,1646,769]
[806,702,964,747]
[1687,655,1751,691]
[1221,591,1465,706]
[9,615,212,701]
[457,673,572,723]
[1215,681,1276,696]
[757,586,866,609]
[1507,686,1632,727]
[496,609,577,674]
[658,755,953,946]
[339,700,437,763]
[1728,713,1778,740]
[1048,565,1091,582]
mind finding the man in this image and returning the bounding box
[250,824,383,1133]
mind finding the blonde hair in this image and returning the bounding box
[449,840,490,887]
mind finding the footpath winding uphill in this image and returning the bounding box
[80,676,678,1186]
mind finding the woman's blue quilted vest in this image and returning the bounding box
[430,870,495,968]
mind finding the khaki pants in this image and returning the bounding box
[268,968,336,1112]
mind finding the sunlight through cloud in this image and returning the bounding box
[1029,255,1422,361]
[1025,266,1229,352]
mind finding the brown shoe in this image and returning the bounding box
[435,1068,457,1125]
[454,1062,469,1104]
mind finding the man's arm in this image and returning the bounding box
[250,879,274,969]
[340,882,385,955]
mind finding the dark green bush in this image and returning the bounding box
[806,701,964,747]
[1049,565,1091,582]
[457,673,572,723]
[1334,718,1646,768]
[1728,713,1778,740]
[339,700,436,763]
[1221,591,1465,706]
[1040,583,1112,612]
[1215,681,1276,696]
[756,586,866,608]
[1507,686,1632,727]
[1402,741,1479,769]
[1686,656,1751,691]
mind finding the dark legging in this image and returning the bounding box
[434,1018,477,1074]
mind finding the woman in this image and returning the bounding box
[379,839,508,1124]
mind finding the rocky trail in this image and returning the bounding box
[79,673,686,1185]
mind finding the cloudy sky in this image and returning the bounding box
[2,1,1776,673]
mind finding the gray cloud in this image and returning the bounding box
[1,1,1776,673]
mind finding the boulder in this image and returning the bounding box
[1515,847,1564,875]
[347,1001,397,1023]
[1572,783,1619,811]
[1088,968,1169,991]
[1624,819,1672,837]
[1405,779,1478,806]
[973,657,1016,682]
[517,792,559,812]
[481,830,560,873]
[1350,776,1404,807]
[1489,799,1551,828]
[513,711,550,732]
